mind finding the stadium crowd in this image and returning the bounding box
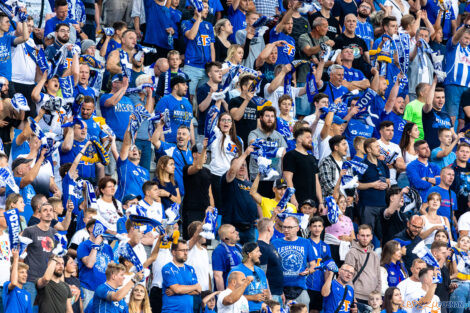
[0,0,470,312]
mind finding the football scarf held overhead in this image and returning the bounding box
[306,63,318,103]
[201,208,218,240]
[119,49,132,78]
[412,241,442,283]
[325,196,340,224]
[0,167,19,193]
[130,106,151,144]
[277,212,309,230]
[204,105,220,147]
[4,208,21,249]
[118,242,144,272]
[276,187,295,211]
[11,93,30,112]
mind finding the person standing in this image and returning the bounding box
[450,142,470,219]
[403,83,430,141]
[217,272,251,313]
[321,263,358,313]
[407,268,440,313]
[3,249,33,313]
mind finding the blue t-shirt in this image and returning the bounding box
[0,34,16,80]
[161,262,198,313]
[228,6,246,42]
[115,157,149,201]
[11,129,30,161]
[306,239,332,291]
[181,19,215,68]
[74,85,96,99]
[425,0,455,41]
[322,82,349,104]
[270,29,295,65]
[156,142,193,196]
[155,94,193,143]
[271,237,315,289]
[44,17,78,37]
[143,0,173,49]
[92,283,127,313]
[77,240,114,290]
[323,280,355,313]
[343,66,365,82]
[5,177,34,222]
[169,8,182,39]
[380,111,406,145]
[356,20,374,49]
[344,118,373,156]
[425,185,457,221]
[212,243,242,287]
[81,117,107,139]
[100,93,135,141]
[105,39,121,61]
[431,147,456,169]
[59,139,96,180]
[2,282,33,313]
[228,264,268,312]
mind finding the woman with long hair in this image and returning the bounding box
[382,287,406,313]
[399,122,420,165]
[209,112,243,209]
[5,193,27,230]
[154,156,181,210]
[221,44,245,90]
[449,236,470,313]
[214,18,233,62]
[128,284,152,313]
[97,176,123,233]
[420,192,452,245]
[380,240,409,295]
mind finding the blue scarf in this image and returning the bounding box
[204,105,220,147]
[130,105,151,144]
[220,242,242,267]
[325,196,340,224]
[201,208,218,239]
[24,43,50,74]
[384,261,407,287]
[92,218,107,237]
[306,63,318,103]
[0,167,19,193]
[277,187,295,211]
[118,242,144,272]
[119,49,132,78]
[4,209,21,249]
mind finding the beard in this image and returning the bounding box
[53,270,63,278]
[175,256,187,263]
[358,11,369,19]
[57,35,69,44]
[260,119,276,133]
[302,142,313,150]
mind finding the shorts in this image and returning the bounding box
[307,290,323,311]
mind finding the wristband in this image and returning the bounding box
[91,244,101,250]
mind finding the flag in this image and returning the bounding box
[165,203,180,225]
[314,258,338,273]
[0,167,19,193]
[92,217,108,237]
[412,241,442,283]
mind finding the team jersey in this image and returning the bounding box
[306,239,332,291]
[115,157,149,201]
[343,66,366,82]
[380,111,406,145]
[2,282,33,313]
[323,280,355,313]
[228,6,246,42]
[444,38,470,87]
[270,29,296,64]
[156,141,193,196]
[161,262,198,313]
[181,19,215,68]
[355,20,374,49]
[59,139,96,180]
[99,93,135,141]
[155,95,194,144]
[92,282,127,313]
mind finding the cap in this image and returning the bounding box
[273,178,288,189]
[12,157,33,170]
[122,194,141,204]
[301,199,317,208]
[170,75,190,89]
[242,242,258,256]
[81,39,96,54]
[332,115,346,125]
[112,74,124,82]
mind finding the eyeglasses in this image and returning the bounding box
[220,118,232,123]
[282,226,297,230]
[341,269,355,275]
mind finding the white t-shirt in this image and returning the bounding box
[209,127,241,176]
[69,228,90,248]
[303,113,324,159]
[0,233,11,285]
[398,278,422,313]
[408,287,440,313]
[378,139,403,185]
[139,199,164,223]
[217,288,249,313]
[18,154,54,196]
[151,247,172,288]
[97,198,123,232]
[12,39,37,84]
[383,0,410,25]
[264,84,301,118]
[458,211,470,234]
[186,245,213,291]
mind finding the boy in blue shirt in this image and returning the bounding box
[3,249,33,313]
[321,263,357,313]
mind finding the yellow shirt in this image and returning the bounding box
[260,197,297,218]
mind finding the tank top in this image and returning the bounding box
[422,215,447,245]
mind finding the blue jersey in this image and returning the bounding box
[181,19,215,68]
[444,39,470,87]
[144,0,173,49]
[10,129,30,161]
[74,85,96,99]
[380,111,405,145]
[431,147,456,169]
[2,282,33,313]
[323,280,355,313]
[345,118,373,156]
[229,264,268,312]
[271,237,315,289]
[186,0,223,16]
[343,66,365,82]
[100,93,135,141]
[77,240,114,291]
[115,157,149,201]
[306,239,332,291]
[5,177,34,222]
[322,82,349,104]
[272,228,285,241]
[61,172,82,215]
[156,142,193,196]
[44,17,78,37]
[155,95,193,143]
[59,139,96,179]
[161,262,198,313]
[270,29,295,65]
[355,20,374,50]
[81,117,107,139]
[425,0,455,40]
[0,34,16,80]
[212,243,242,287]
[228,6,246,42]
[92,283,127,313]
[105,39,121,60]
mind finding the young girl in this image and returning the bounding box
[154,156,181,210]
[276,94,297,152]
[128,284,152,313]
[5,193,27,230]
[421,192,452,245]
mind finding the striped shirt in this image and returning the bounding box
[444,39,470,87]
[356,20,374,49]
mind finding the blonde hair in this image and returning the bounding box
[105,262,126,280]
[214,18,230,36]
[129,284,152,313]
[225,44,243,62]
[5,193,22,211]
[135,74,152,88]
[17,262,29,272]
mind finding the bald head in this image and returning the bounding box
[155,58,169,76]
[227,271,246,289]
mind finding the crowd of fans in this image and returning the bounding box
[0,0,470,312]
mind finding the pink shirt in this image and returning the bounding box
[325,215,353,239]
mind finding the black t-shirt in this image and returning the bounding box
[460,88,470,125]
[435,265,451,302]
[228,96,258,148]
[220,173,258,225]
[422,108,453,150]
[182,165,211,211]
[332,0,358,26]
[36,280,72,313]
[309,11,341,40]
[282,149,319,205]
[358,158,390,208]
[291,16,310,48]
[380,207,407,244]
[258,240,284,295]
[450,161,470,219]
[215,37,230,62]
[64,276,80,313]
[333,33,371,76]
[196,82,224,135]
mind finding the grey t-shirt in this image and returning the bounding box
[248,128,287,181]
[236,27,267,69]
[37,280,72,313]
[297,33,330,82]
[23,225,57,282]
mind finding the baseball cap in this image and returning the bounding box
[273,178,288,189]
[112,74,124,82]
[12,157,33,171]
[122,194,141,204]
[170,75,190,89]
[301,199,317,208]
[332,115,346,125]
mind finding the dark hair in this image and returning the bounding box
[260,106,276,117]
[83,95,95,105]
[142,180,158,194]
[399,122,416,159]
[363,138,377,152]
[290,303,307,313]
[239,75,256,88]
[31,194,47,213]
[0,13,8,21]
[329,135,346,152]
[430,240,447,251]
[98,177,122,217]
[435,87,445,93]
[171,239,187,251]
[86,218,96,231]
[278,94,293,105]
[457,142,470,151]
[59,163,73,178]
[188,221,202,238]
[438,128,451,136]
[218,112,242,157]
[293,127,312,140]
[413,139,427,151]
[113,21,127,31]
[382,15,397,27]
[385,186,401,207]
[205,61,222,74]
[55,0,67,7]
[313,93,328,104]
[418,267,433,279]
[308,216,324,227]
[415,82,428,97]
[383,287,400,313]
[434,229,449,241]
[380,120,394,130]
[358,224,372,233]
[55,22,70,32]
[380,240,401,266]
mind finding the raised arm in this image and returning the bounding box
[185,12,202,40]
[37,257,59,289]
[249,173,263,205]
[120,115,134,161]
[275,1,301,33]
[104,77,129,107]
[452,15,470,46]
[423,76,437,114]
[187,139,208,175]
[9,249,20,291]
[21,148,46,188]
[384,72,403,113]
[32,71,48,103]
[222,276,253,305]
[267,64,290,94]
[226,146,253,183]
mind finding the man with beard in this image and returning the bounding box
[248,106,287,197]
[283,127,324,210]
[355,2,374,49]
[407,140,442,202]
[380,186,410,243]
[322,263,358,313]
[269,1,300,65]
[114,116,150,201]
[422,77,456,151]
[22,202,58,307]
[450,142,470,219]
[394,216,424,273]
[161,240,201,313]
[36,256,73,313]
[45,23,73,62]
[228,242,269,312]
[79,96,108,141]
[334,14,371,79]
[319,135,349,199]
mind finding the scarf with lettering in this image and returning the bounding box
[276,212,309,230]
[204,105,220,147]
[130,105,151,144]
[11,93,30,112]
[201,207,218,240]
[116,242,144,272]
[4,208,21,249]
[384,261,408,287]
[0,167,19,193]
[24,42,50,74]
[412,241,442,283]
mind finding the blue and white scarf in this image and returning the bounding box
[325,196,340,224]
[116,242,144,272]
[11,93,30,112]
[306,63,318,103]
[220,242,242,267]
[130,105,151,144]
[4,208,21,249]
[412,241,442,283]
[276,212,309,230]
[204,105,220,147]
[201,208,218,240]
[119,49,132,78]
[0,167,19,193]
[277,187,295,211]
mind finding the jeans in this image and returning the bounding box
[23,282,38,313]
[295,82,311,117]
[82,287,94,310]
[135,139,152,172]
[183,65,207,96]
[294,290,310,307]
[272,294,283,307]
[444,84,466,118]
[449,281,470,313]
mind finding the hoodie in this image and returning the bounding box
[344,240,381,301]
